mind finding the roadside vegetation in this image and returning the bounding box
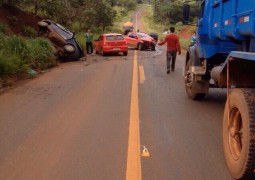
[0,0,198,89]
[142,1,198,49]
[0,0,137,89]
[0,32,56,88]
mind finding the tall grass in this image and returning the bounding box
[76,32,86,50]
[0,24,6,33]
[0,33,57,86]
[4,35,28,56]
[141,4,169,40]
[22,25,37,38]
[25,38,56,70]
[0,51,28,78]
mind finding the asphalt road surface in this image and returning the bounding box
[0,5,233,180]
[0,50,233,180]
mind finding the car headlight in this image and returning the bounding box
[38,21,49,27]
[64,44,75,53]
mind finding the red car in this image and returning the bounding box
[124,32,156,50]
[94,33,128,56]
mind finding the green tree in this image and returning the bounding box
[152,0,198,24]
[94,1,117,31]
[0,0,134,32]
[0,0,22,6]
[23,0,44,14]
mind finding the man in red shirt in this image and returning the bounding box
[158,27,181,74]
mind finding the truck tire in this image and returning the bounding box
[184,60,206,100]
[223,89,255,180]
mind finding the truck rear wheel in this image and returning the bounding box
[223,89,255,180]
[184,60,206,100]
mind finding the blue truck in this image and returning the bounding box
[183,0,255,179]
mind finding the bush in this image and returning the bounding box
[175,21,183,29]
[4,35,28,56]
[1,35,57,70]
[76,32,86,50]
[0,34,58,86]
[25,38,57,70]
[22,26,37,38]
[71,21,81,33]
[7,16,18,26]
[179,38,190,49]
[0,51,28,78]
[0,24,6,33]
[120,10,128,17]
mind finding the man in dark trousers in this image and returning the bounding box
[85,28,93,54]
[158,27,181,74]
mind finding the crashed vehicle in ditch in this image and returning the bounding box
[38,20,84,61]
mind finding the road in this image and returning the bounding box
[0,5,233,180]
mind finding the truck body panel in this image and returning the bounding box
[197,0,255,59]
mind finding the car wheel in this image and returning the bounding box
[151,45,156,51]
[137,43,143,51]
[38,21,49,27]
[123,52,128,56]
[64,44,76,53]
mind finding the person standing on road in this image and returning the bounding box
[190,31,197,46]
[85,28,93,54]
[158,27,181,74]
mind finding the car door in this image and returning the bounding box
[94,35,103,52]
[125,33,139,48]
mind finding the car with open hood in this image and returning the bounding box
[124,32,156,51]
[148,32,159,42]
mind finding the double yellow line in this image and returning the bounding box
[126,50,142,180]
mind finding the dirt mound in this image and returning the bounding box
[179,25,196,39]
[0,4,42,35]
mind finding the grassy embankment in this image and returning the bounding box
[0,6,134,90]
[0,32,56,89]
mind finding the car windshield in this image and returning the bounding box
[150,33,157,36]
[51,23,73,40]
[105,35,124,40]
[137,33,150,38]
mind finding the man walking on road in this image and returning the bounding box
[158,27,181,74]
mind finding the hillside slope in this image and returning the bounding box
[0,4,41,35]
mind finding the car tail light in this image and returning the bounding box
[64,44,75,53]
[104,42,110,46]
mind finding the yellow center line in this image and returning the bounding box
[126,50,141,180]
[139,65,145,84]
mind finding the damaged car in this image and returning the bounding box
[38,20,84,61]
